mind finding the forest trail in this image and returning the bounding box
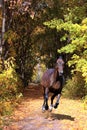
[3,84,87,130]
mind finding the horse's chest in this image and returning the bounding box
[52,81,60,90]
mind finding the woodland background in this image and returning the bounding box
[0,0,87,125]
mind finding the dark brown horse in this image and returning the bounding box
[41,59,64,112]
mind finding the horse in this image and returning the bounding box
[41,61,64,112]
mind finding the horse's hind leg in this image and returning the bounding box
[42,87,49,111]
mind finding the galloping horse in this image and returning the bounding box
[41,57,64,112]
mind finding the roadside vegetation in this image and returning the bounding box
[0,0,87,128]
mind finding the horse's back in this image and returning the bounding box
[41,68,54,87]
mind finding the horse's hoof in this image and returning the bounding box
[42,106,46,112]
[49,105,53,112]
[45,105,49,110]
[54,103,59,109]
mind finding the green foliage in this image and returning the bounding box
[64,6,87,23]
[2,0,87,101]
[44,17,87,84]
[43,1,87,84]
[44,19,63,30]
[63,72,87,99]
[57,19,87,83]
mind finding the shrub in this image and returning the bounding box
[0,57,23,116]
[63,72,87,99]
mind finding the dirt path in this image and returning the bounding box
[4,84,87,130]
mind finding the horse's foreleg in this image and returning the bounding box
[54,94,61,108]
[44,87,49,110]
[42,87,49,111]
[49,93,57,111]
[54,81,63,109]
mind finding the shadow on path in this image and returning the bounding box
[51,113,75,121]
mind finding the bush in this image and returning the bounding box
[0,57,23,116]
[63,72,87,99]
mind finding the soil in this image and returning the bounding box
[2,84,87,130]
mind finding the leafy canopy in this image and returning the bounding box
[44,18,87,82]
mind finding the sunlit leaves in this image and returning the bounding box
[58,44,76,54]
[44,17,87,83]
[44,18,63,30]
[81,17,87,25]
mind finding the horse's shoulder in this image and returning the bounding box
[47,68,54,72]
[42,68,54,79]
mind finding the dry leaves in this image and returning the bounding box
[1,85,87,130]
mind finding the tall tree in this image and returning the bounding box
[43,0,87,83]
[4,0,49,86]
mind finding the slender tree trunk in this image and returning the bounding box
[1,0,5,55]
[0,0,5,70]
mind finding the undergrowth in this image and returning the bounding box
[63,72,87,99]
[0,57,23,128]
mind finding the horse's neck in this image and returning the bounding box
[53,69,59,81]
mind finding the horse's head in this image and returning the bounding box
[55,58,64,75]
